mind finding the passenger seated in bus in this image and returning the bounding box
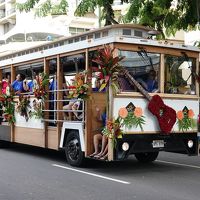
[62,78,79,120]
[92,78,100,92]
[92,75,106,92]
[63,99,82,120]
[71,100,83,120]
[49,76,57,112]
[0,73,10,94]
[118,76,136,92]
[27,73,39,92]
[89,107,108,160]
[136,70,158,92]
[11,74,26,94]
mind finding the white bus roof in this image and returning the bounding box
[0,24,199,67]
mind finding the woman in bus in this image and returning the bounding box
[11,74,26,94]
[0,73,11,94]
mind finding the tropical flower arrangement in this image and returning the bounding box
[102,105,145,148]
[68,71,91,99]
[176,107,196,131]
[119,106,145,131]
[33,72,49,100]
[92,45,124,92]
[102,117,123,148]
[0,88,16,124]
[16,95,31,122]
[29,99,44,119]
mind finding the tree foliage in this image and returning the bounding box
[76,0,200,37]
[124,0,200,37]
[16,0,68,17]
[75,0,118,25]
[16,0,200,37]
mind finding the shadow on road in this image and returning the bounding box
[1,143,193,176]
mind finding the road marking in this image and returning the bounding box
[52,164,130,185]
[156,160,200,169]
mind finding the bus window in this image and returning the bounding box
[15,62,44,93]
[61,54,85,74]
[119,50,160,93]
[164,55,196,95]
[61,54,86,121]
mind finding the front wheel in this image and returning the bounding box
[65,131,85,167]
[135,152,159,163]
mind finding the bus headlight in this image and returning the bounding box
[188,140,194,148]
[122,142,129,151]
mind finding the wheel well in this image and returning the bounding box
[63,129,79,148]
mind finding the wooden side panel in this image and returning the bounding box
[13,127,58,150]
[85,92,106,156]
[14,127,45,147]
[48,127,59,150]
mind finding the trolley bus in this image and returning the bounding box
[0,24,199,166]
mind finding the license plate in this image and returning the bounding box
[152,140,164,148]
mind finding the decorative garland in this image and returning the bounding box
[102,117,123,148]
[0,87,16,124]
[68,71,91,99]
[176,107,196,131]
[33,72,49,100]
[29,99,44,119]
[16,95,31,122]
[92,45,124,92]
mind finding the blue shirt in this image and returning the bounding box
[101,112,106,127]
[12,80,24,92]
[49,79,56,91]
[49,79,57,100]
[146,79,158,92]
[28,81,34,92]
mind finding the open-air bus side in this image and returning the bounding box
[0,24,199,167]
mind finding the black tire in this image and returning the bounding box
[64,131,85,167]
[135,152,159,163]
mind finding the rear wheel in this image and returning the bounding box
[135,152,159,163]
[65,131,85,167]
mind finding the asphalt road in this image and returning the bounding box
[0,144,200,200]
